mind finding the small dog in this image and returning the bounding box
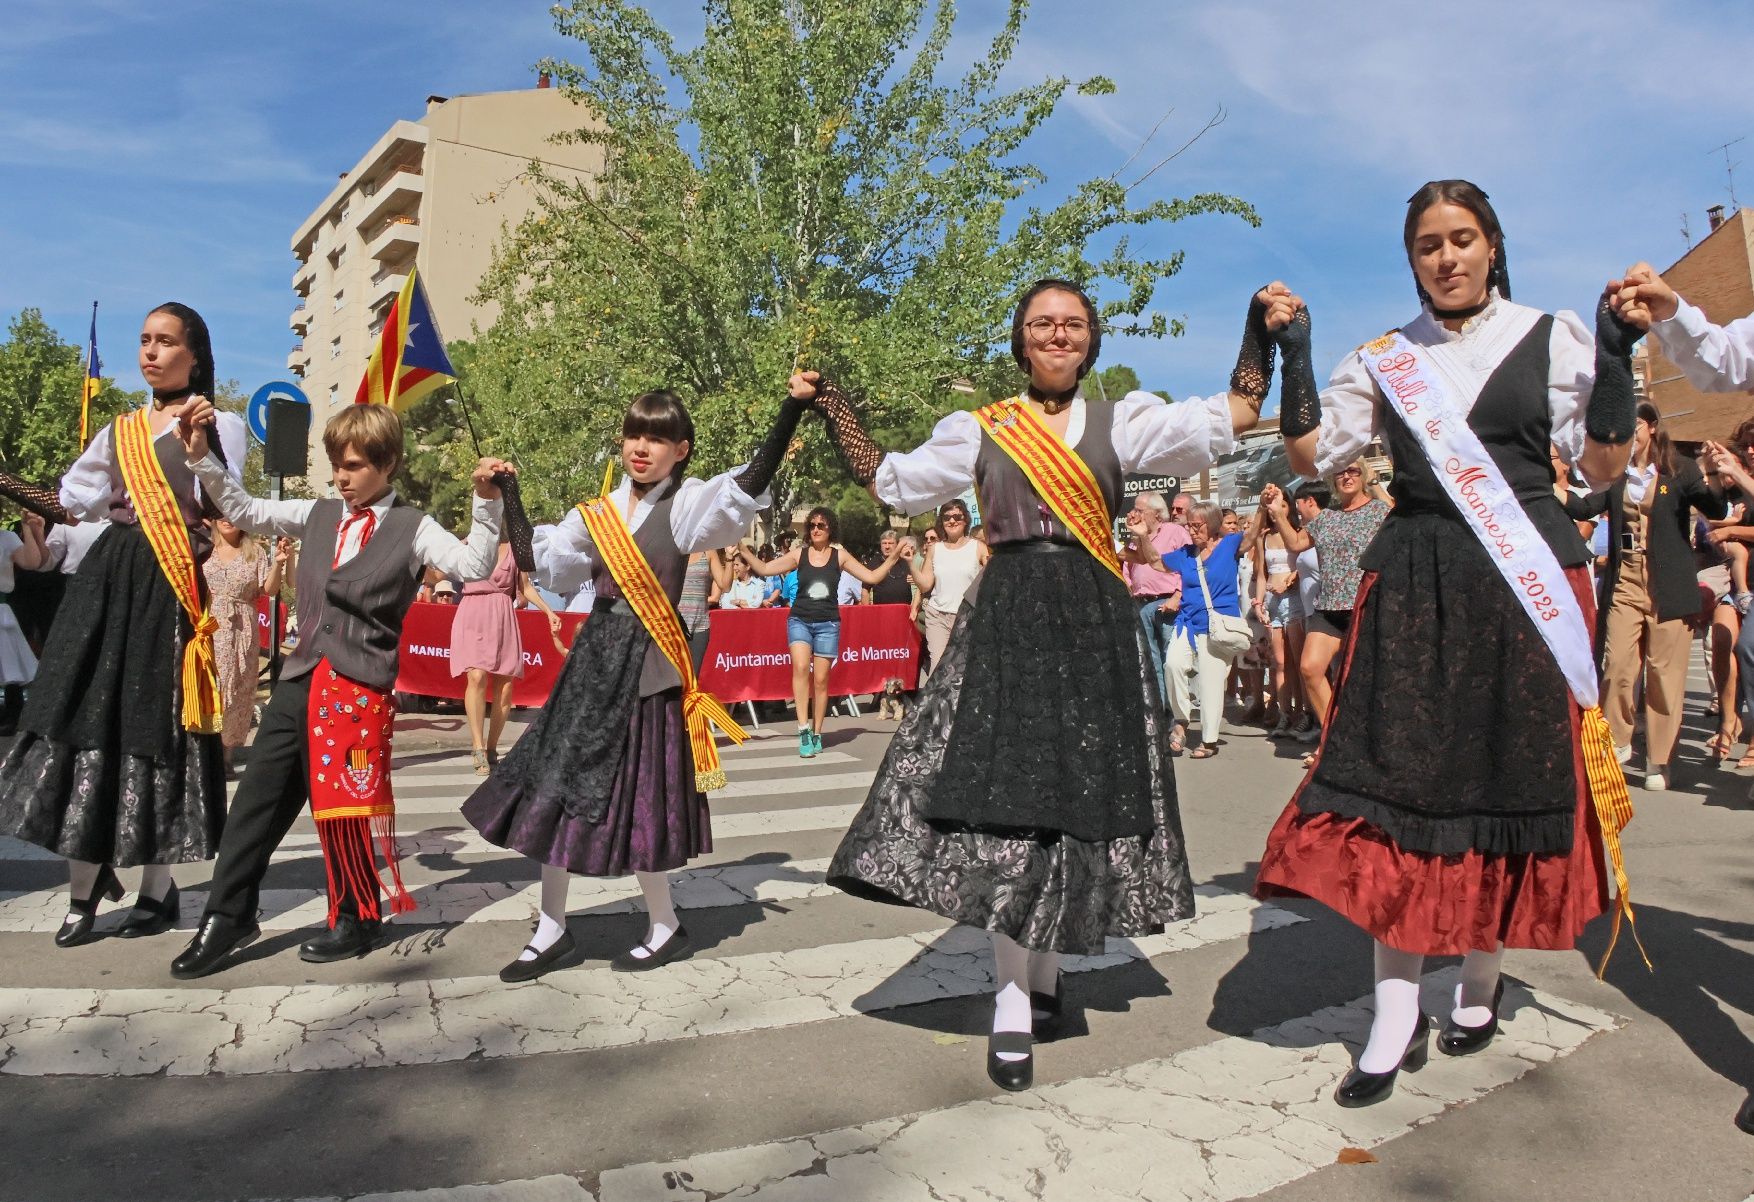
[878,677,909,721]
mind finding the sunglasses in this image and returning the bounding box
[1335,468,1363,479]
[807,521,829,529]
[942,514,967,523]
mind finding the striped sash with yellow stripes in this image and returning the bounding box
[973,396,1125,582]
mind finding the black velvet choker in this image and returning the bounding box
[1026,382,1079,413]
[151,386,196,407]
[1431,298,1490,321]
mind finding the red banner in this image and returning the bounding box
[388,602,919,706]
[698,604,920,702]
[256,598,287,652]
[393,602,589,706]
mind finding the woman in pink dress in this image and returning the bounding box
[452,534,560,772]
[202,521,289,775]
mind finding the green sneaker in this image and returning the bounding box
[798,728,815,758]
[808,730,823,756]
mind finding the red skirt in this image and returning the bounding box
[1256,564,1610,955]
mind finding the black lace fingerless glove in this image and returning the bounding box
[734,394,811,497]
[1586,297,1642,446]
[1230,290,1277,401]
[493,472,537,572]
[812,379,885,487]
[0,470,73,526]
[1273,308,1321,438]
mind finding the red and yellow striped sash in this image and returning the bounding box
[576,482,747,791]
[113,410,223,734]
[974,397,1124,581]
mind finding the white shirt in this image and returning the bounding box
[720,576,768,609]
[42,520,110,575]
[1308,293,1595,478]
[836,569,863,606]
[1624,461,1657,507]
[1650,296,1754,393]
[873,390,1237,516]
[60,412,247,520]
[0,531,20,593]
[563,578,596,614]
[528,469,769,597]
[187,454,503,581]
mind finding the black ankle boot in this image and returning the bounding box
[116,882,181,939]
[1335,1012,1430,1108]
[299,914,383,963]
[55,865,123,948]
[1438,979,1506,1056]
[170,913,262,979]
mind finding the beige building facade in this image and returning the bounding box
[287,83,602,474]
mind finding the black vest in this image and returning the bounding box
[1368,316,1591,571]
[283,498,425,690]
[592,489,691,698]
[974,399,1124,548]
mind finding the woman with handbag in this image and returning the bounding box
[1145,500,1257,759]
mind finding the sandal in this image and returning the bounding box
[1736,749,1754,771]
[472,749,489,776]
[1300,751,1318,769]
[1168,727,1184,756]
[1710,730,1735,761]
[1190,744,1219,759]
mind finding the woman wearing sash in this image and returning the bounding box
[462,388,806,981]
[1255,180,1642,1107]
[809,278,1275,1091]
[0,303,243,946]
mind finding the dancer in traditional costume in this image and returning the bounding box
[1607,260,1754,1137]
[170,403,509,977]
[0,303,244,947]
[815,278,1276,1091]
[462,388,805,982]
[1255,180,1645,1106]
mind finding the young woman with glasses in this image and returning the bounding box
[800,276,1281,1090]
[738,507,904,757]
[911,498,989,679]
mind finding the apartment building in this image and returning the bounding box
[287,81,602,473]
[1643,203,1754,443]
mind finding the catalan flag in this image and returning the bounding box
[80,302,102,445]
[353,267,456,412]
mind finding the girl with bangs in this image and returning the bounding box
[463,386,809,980]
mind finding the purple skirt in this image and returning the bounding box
[461,607,710,877]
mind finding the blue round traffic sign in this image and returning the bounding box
[247,381,309,443]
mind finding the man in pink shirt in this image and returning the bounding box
[1122,491,1190,711]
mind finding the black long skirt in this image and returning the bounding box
[0,524,226,866]
[827,547,1196,955]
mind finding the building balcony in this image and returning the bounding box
[287,346,308,373]
[366,215,421,262]
[292,259,316,296]
[290,306,311,334]
[355,168,424,232]
[369,266,409,307]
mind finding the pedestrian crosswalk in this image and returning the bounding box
[0,724,1644,1202]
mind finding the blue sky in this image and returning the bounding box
[3,1,1751,412]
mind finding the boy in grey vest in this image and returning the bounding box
[167,403,511,977]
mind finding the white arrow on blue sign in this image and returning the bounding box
[246,381,310,444]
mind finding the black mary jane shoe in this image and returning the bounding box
[611,925,693,973]
[499,930,577,983]
[1334,1012,1430,1108]
[1031,981,1063,1042]
[299,915,384,964]
[171,913,262,979]
[54,865,124,948]
[1735,1093,1754,1136]
[987,1031,1035,1092]
[115,882,181,940]
[1438,979,1506,1057]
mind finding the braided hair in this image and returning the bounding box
[1402,180,1511,306]
[148,301,227,470]
[1010,278,1103,382]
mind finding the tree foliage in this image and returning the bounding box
[0,309,137,488]
[450,0,1255,524]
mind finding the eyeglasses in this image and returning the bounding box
[1335,467,1363,479]
[1022,317,1093,345]
[923,532,939,542]
[942,514,967,523]
[807,521,829,529]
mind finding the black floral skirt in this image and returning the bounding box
[826,547,1195,955]
[0,524,226,866]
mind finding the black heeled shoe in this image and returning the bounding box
[1031,977,1063,1042]
[54,865,123,948]
[987,1031,1034,1092]
[115,882,181,940]
[1736,1093,1754,1136]
[1335,1012,1430,1108]
[1438,979,1506,1057]
[610,925,692,972]
[499,930,577,983]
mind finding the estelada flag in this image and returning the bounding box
[80,302,102,445]
[353,267,456,412]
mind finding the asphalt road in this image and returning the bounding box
[1,679,1751,1202]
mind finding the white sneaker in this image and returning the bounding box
[1644,770,1667,791]
[1614,743,1633,766]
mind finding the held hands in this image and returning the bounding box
[274,536,295,568]
[1256,282,1304,335]
[1595,294,1644,359]
[1261,483,1289,520]
[1606,262,1679,332]
[21,510,45,540]
[788,370,822,402]
[472,458,517,500]
[174,397,218,459]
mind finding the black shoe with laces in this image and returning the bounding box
[299,914,383,963]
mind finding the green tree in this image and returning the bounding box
[458,0,1255,523]
[0,309,139,489]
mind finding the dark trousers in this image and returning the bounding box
[204,673,377,923]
